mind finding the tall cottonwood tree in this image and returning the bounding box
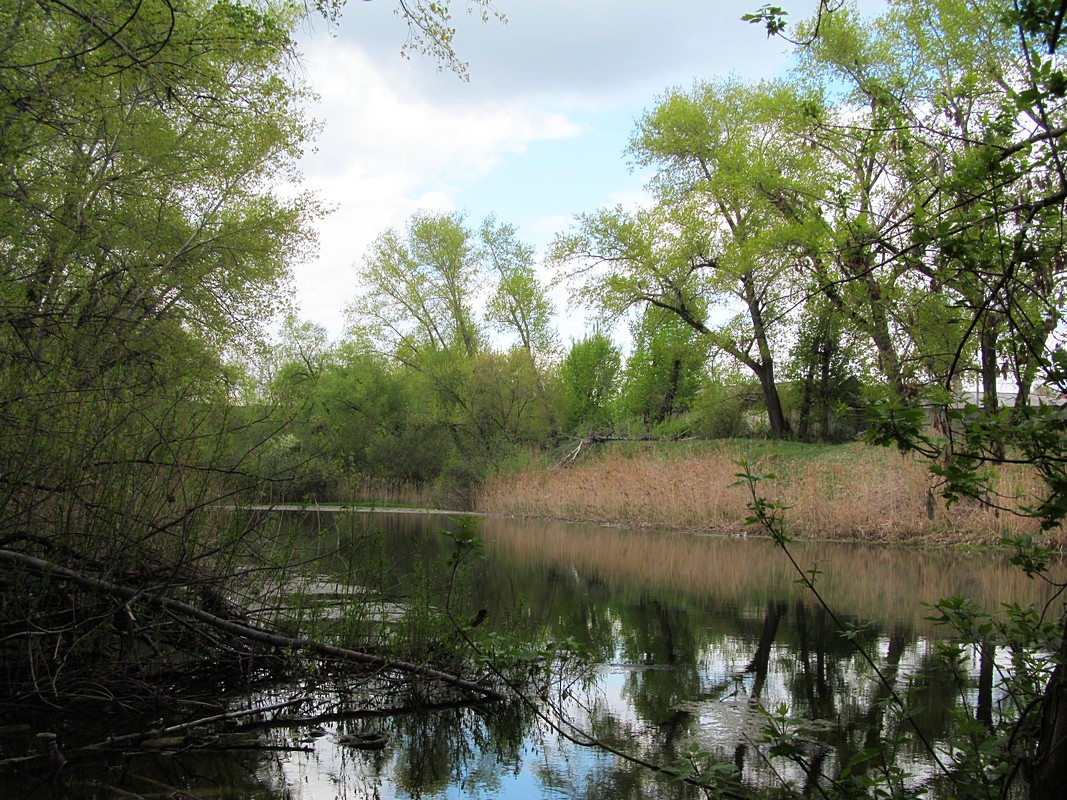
[482,217,558,367]
[353,211,485,361]
[555,81,818,438]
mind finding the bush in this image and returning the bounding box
[688,382,754,439]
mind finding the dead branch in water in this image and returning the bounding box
[0,695,315,770]
[0,549,505,704]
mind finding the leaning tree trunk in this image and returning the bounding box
[1027,614,1067,799]
[743,279,791,440]
[753,361,791,440]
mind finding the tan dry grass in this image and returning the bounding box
[342,475,438,508]
[478,443,1063,547]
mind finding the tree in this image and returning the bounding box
[618,307,708,429]
[481,217,559,367]
[555,79,829,439]
[0,0,318,700]
[352,210,485,360]
[637,80,826,438]
[751,1,1067,796]
[348,211,558,498]
[312,342,453,486]
[557,333,621,434]
[271,315,333,387]
[775,0,1063,409]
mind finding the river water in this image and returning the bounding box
[7,511,1064,798]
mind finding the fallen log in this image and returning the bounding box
[554,432,695,469]
[0,549,505,703]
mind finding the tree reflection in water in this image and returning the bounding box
[8,512,1061,799]
[309,512,1063,799]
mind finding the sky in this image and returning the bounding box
[289,0,828,343]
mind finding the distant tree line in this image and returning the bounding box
[262,0,1067,503]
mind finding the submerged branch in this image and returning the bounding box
[0,694,315,770]
[0,549,505,703]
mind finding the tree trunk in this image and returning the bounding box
[819,340,833,440]
[743,277,791,439]
[980,316,999,414]
[980,315,1005,460]
[866,282,906,398]
[760,366,791,440]
[1028,615,1067,799]
[657,358,682,423]
[797,364,815,441]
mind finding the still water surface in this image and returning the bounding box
[10,511,1064,798]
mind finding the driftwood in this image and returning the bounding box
[81,694,313,753]
[0,549,505,704]
[0,694,401,770]
[0,695,315,769]
[554,432,695,469]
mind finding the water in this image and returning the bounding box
[5,511,1062,798]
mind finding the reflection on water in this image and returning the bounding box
[7,512,1064,799]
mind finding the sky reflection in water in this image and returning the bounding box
[10,511,1062,799]
[242,511,1062,799]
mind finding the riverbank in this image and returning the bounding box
[477,440,1065,548]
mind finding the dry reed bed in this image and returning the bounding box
[479,443,1063,548]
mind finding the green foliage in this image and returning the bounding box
[863,398,936,455]
[342,212,560,503]
[442,516,485,568]
[354,210,485,358]
[664,742,745,796]
[556,78,825,438]
[482,217,559,365]
[730,0,1067,773]
[0,0,321,698]
[557,333,622,434]
[742,4,790,37]
[733,462,792,545]
[687,380,752,439]
[618,308,708,428]
[786,295,867,442]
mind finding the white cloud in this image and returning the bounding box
[330,0,809,105]
[286,0,880,340]
[290,37,585,337]
[605,185,654,213]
